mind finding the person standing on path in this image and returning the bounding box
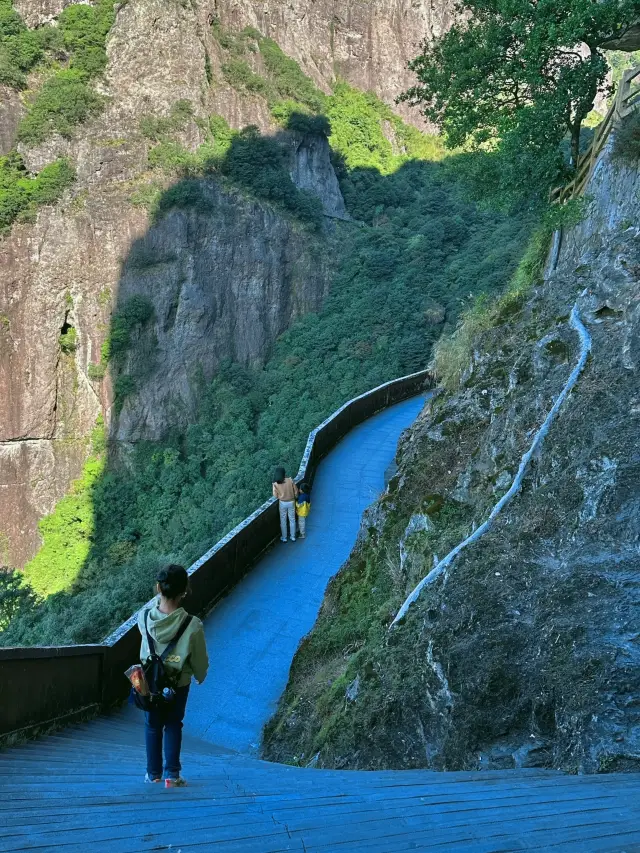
[272,466,298,542]
[295,481,311,539]
[137,564,209,786]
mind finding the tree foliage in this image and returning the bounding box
[401,0,640,202]
[0,569,40,631]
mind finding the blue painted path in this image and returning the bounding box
[3,392,640,853]
[186,395,427,753]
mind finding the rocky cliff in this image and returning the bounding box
[4,0,443,567]
[263,136,640,774]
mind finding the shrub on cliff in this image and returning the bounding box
[0,152,75,232]
[8,0,116,142]
[57,0,115,76]
[0,0,47,87]
[18,69,104,143]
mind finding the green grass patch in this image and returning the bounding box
[21,421,105,598]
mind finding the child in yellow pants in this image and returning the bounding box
[295,482,311,538]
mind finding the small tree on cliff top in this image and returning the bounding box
[401,0,640,200]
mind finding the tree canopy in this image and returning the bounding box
[401,0,640,203]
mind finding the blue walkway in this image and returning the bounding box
[3,392,640,853]
[186,395,427,753]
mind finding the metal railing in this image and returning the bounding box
[551,65,640,204]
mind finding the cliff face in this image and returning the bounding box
[116,182,332,442]
[214,0,453,126]
[263,138,640,774]
[3,0,391,566]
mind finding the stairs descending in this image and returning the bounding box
[4,710,640,852]
[2,397,640,852]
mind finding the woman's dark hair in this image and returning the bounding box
[273,466,285,484]
[156,564,189,599]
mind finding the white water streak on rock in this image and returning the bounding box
[390,303,592,628]
[427,641,453,708]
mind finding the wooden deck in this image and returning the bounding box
[2,397,640,852]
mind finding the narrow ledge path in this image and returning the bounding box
[2,393,640,853]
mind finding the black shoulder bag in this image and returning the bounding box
[131,610,193,711]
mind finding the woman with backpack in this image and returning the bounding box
[136,564,209,786]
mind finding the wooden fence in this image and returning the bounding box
[551,65,640,204]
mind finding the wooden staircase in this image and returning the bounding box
[2,397,640,852]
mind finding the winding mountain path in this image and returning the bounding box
[2,394,640,853]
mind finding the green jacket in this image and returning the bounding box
[138,603,209,688]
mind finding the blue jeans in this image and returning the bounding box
[144,685,190,779]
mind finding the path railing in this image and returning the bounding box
[0,369,431,739]
[551,65,640,204]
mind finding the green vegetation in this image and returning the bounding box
[212,20,326,117]
[139,100,194,141]
[0,570,40,631]
[0,0,55,88]
[59,326,77,353]
[431,194,587,391]
[56,0,115,76]
[141,112,324,229]
[432,225,556,391]
[0,152,75,233]
[21,421,105,598]
[607,49,640,92]
[0,2,38,86]
[7,0,116,143]
[401,0,640,202]
[0,2,116,234]
[18,68,104,143]
[107,295,154,365]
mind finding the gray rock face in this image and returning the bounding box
[288,134,348,220]
[115,181,332,441]
[291,134,350,219]
[12,0,78,28]
[0,86,24,157]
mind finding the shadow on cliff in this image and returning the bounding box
[2,121,536,646]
